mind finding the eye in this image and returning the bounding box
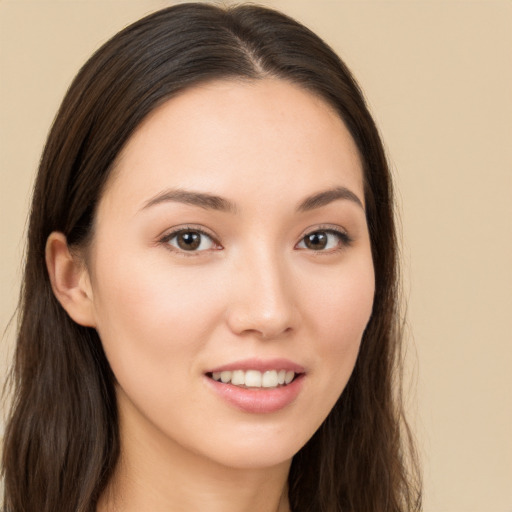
[296,229,351,251]
[163,228,218,253]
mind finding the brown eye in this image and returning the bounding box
[297,229,350,251]
[304,232,328,250]
[166,229,216,252]
[177,231,201,250]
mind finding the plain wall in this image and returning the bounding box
[1,1,511,511]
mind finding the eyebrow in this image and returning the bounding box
[141,185,364,214]
[297,186,364,212]
[142,189,238,213]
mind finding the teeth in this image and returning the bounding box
[262,370,278,388]
[210,369,297,388]
[244,370,262,387]
[231,370,245,386]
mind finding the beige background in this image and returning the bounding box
[1,1,511,511]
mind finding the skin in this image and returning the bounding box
[47,78,375,511]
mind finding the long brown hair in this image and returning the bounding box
[2,3,421,511]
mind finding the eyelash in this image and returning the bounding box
[296,226,353,253]
[160,226,220,257]
[159,225,353,256]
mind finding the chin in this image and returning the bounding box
[206,445,297,471]
[185,424,312,471]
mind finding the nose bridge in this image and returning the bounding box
[227,241,296,338]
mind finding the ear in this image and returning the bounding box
[45,232,97,327]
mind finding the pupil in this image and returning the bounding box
[178,231,200,250]
[306,232,327,250]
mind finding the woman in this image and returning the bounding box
[2,3,421,511]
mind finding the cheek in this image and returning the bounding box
[90,252,224,382]
[310,253,375,338]
[305,256,375,396]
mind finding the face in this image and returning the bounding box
[85,79,375,470]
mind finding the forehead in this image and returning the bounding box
[101,78,364,215]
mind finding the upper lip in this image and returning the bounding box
[207,358,305,374]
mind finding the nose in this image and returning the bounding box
[225,249,298,340]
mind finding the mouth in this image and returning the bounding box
[206,369,300,389]
[204,359,306,413]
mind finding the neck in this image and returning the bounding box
[97,392,291,512]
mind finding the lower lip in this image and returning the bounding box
[205,374,305,414]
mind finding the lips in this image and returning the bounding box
[207,358,305,374]
[204,358,305,413]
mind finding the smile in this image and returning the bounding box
[209,369,296,388]
[205,359,306,413]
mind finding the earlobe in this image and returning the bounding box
[45,232,97,327]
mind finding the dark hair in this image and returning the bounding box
[2,3,421,511]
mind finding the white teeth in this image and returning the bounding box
[210,369,297,388]
[231,370,245,386]
[262,370,278,388]
[244,370,262,387]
